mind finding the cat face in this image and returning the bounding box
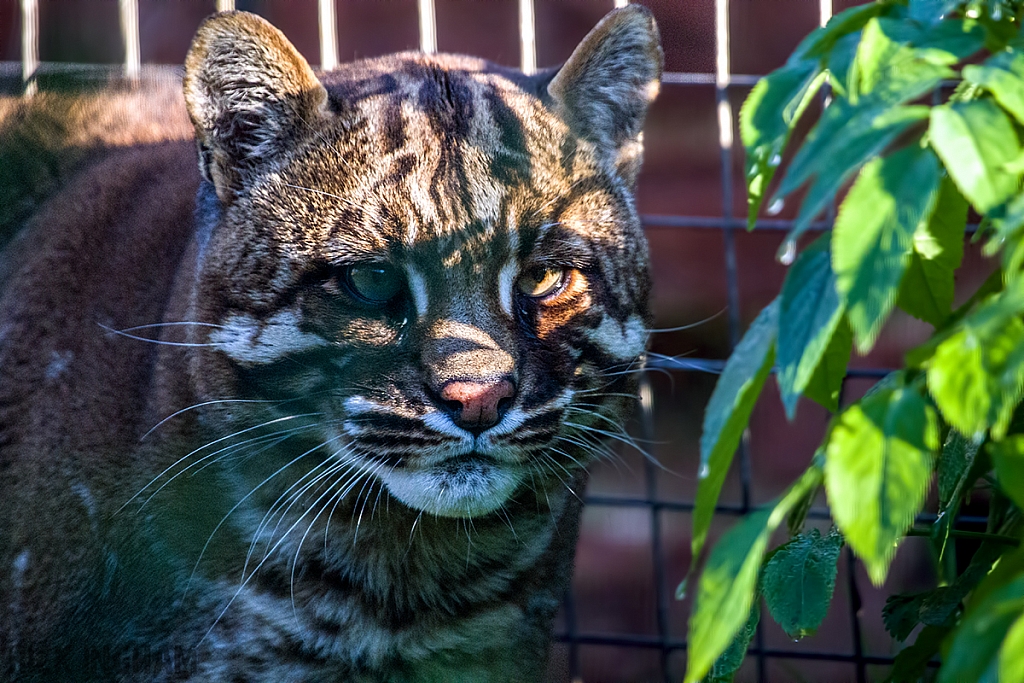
[181,9,661,518]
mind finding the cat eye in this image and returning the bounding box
[344,263,404,304]
[516,266,566,299]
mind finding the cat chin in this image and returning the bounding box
[379,459,523,518]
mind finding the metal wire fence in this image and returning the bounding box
[4,1,933,681]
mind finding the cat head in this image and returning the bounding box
[180,8,661,518]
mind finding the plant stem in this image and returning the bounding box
[906,527,1020,546]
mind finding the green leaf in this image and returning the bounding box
[849,18,960,102]
[930,99,1023,215]
[904,18,986,60]
[761,527,843,639]
[693,300,779,563]
[776,234,845,419]
[887,625,950,683]
[802,318,853,413]
[939,575,1024,683]
[897,176,968,326]
[908,0,960,23]
[833,145,942,352]
[792,2,887,62]
[685,467,823,683]
[989,436,1024,511]
[884,541,1005,642]
[926,284,1024,438]
[776,103,931,260]
[700,604,760,683]
[964,51,1024,125]
[824,378,939,585]
[1000,610,1024,683]
[883,592,929,642]
[935,430,983,564]
[741,64,825,230]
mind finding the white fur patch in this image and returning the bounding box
[405,264,429,317]
[497,260,517,317]
[587,314,647,360]
[210,310,328,365]
[381,460,522,518]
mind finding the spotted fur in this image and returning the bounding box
[0,8,661,682]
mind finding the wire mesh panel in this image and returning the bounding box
[1,1,987,681]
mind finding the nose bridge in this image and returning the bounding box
[421,314,516,387]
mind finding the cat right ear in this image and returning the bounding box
[547,6,663,187]
[183,11,328,203]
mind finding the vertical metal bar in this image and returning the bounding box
[20,0,38,97]
[820,0,833,26]
[640,378,671,683]
[418,0,437,54]
[318,0,338,70]
[216,0,234,11]
[119,0,140,82]
[519,0,536,75]
[613,0,629,7]
[847,549,867,683]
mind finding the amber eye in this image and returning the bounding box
[345,263,403,304]
[516,266,566,299]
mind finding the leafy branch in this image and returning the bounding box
[684,1,1024,681]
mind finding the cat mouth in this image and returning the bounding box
[377,454,523,518]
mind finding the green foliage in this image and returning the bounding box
[824,376,939,584]
[692,300,778,563]
[776,235,846,418]
[685,467,822,683]
[761,527,843,639]
[688,1,1024,680]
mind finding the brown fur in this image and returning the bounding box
[0,8,661,682]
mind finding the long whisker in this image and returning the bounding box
[97,322,220,347]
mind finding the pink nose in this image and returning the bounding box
[439,379,515,431]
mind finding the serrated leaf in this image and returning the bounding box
[824,379,939,585]
[883,592,928,642]
[1000,610,1024,683]
[989,436,1024,510]
[776,103,932,257]
[964,51,1024,125]
[762,527,843,639]
[930,99,1023,214]
[777,234,845,420]
[693,300,779,564]
[926,284,1024,438]
[883,543,1003,642]
[939,575,1024,683]
[700,605,760,683]
[803,317,853,413]
[887,624,950,683]
[833,145,942,352]
[741,64,824,230]
[685,467,823,683]
[897,176,968,326]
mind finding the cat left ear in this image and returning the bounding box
[183,11,328,203]
[547,6,663,187]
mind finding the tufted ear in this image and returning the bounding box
[183,11,327,203]
[548,6,663,187]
